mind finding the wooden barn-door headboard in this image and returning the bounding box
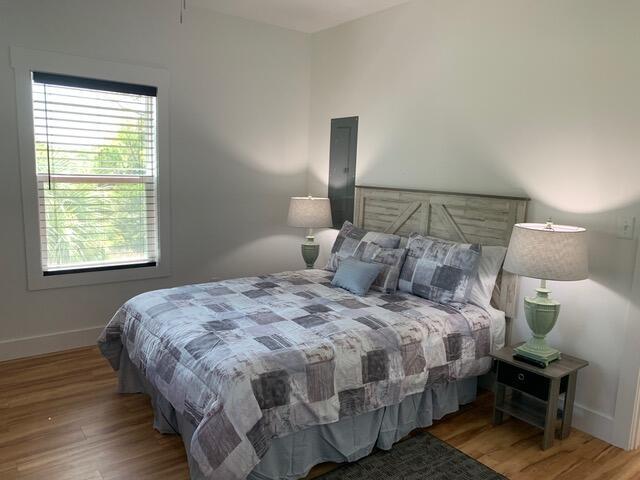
[354,185,529,344]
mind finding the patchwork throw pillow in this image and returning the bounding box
[326,221,401,272]
[355,243,407,293]
[398,234,482,304]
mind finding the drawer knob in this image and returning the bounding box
[517,373,525,381]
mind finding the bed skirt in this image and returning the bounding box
[116,347,478,480]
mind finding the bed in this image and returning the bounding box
[98,186,528,480]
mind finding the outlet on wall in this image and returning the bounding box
[616,216,636,240]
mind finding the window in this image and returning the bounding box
[32,73,158,275]
[11,47,170,289]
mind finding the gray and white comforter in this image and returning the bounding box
[98,269,493,479]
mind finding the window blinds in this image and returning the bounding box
[32,72,159,274]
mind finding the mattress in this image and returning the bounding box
[98,269,500,480]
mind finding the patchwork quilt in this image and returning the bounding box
[98,269,493,480]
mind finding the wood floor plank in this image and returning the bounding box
[0,346,637,480]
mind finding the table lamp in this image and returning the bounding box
[287,196,332,268]
[503,220,588,367]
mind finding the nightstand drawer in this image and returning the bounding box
[497,362,550,400]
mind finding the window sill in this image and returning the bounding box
[43,261,157,276]
[27,261,170,290]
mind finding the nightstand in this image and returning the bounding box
[490,343,588,449]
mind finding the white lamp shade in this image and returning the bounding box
[287,197,332,228]
[504,223,589,281]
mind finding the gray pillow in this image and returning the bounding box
[331,257,383,296]
[398,233,481,304]
[326,221,401,272]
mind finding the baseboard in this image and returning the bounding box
[572,402,615,445]
[0,326,104,362]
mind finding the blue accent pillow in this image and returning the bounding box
[331,256,383,296]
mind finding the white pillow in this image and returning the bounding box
[468,246,507,309]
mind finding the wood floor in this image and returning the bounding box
[1,347,639,480]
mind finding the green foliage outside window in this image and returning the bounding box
[37,119,155,268]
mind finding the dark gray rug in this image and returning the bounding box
[319,432,507,479]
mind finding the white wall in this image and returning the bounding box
[308,0,640,444]
[0,0,311,358]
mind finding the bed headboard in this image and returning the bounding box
[354,185,529,345]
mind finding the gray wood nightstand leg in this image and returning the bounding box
[543,378,561,449]
[493,383,506,425]
[561,372,577,439]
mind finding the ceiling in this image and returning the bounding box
[191,0,413,33]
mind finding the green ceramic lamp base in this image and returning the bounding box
[301,234,319,269]
[514,342,561,367]
[516,281,562,368]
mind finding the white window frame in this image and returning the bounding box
[11,47,171,290]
